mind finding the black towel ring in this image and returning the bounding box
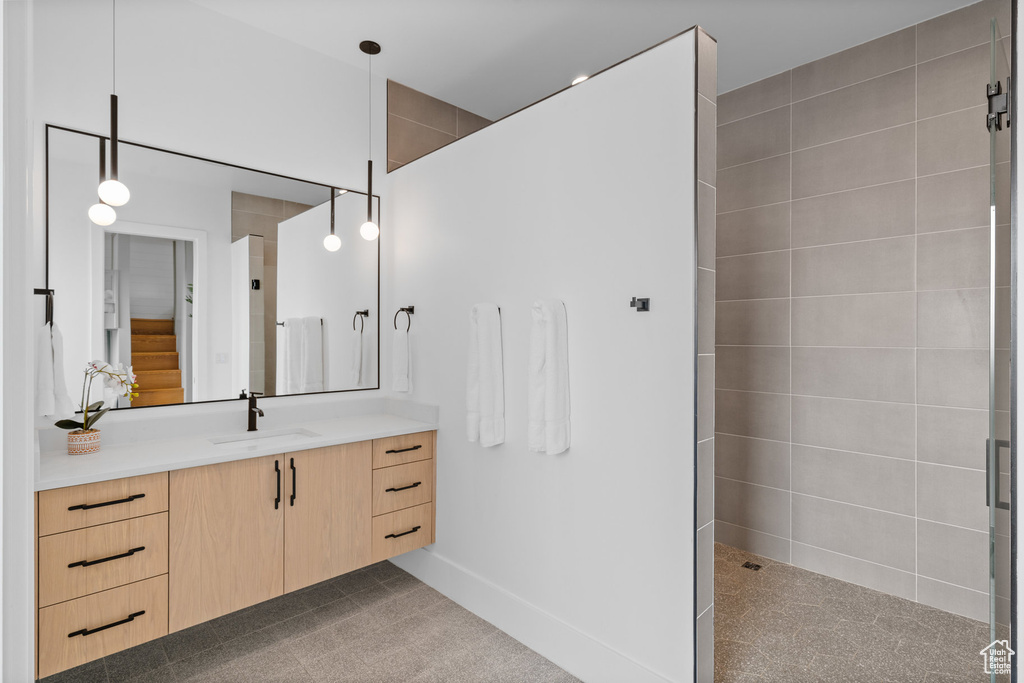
[393,306,415,332]
[352,310,369,333]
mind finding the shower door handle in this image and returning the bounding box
[986,438,1010,510]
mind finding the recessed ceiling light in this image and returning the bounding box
[571,75,589,86]
[337,189,348,195]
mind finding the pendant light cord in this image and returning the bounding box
[112,0,116,95]
[367,51,371,160]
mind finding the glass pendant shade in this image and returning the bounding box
[323,233,341,252]
[89,202,117,226]
[98,178,130,206]
[359,220,379,241]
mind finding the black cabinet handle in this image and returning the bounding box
[274,460,281,510]
[68,546,145,569]
[385,525,421,540]
[290,458,296,507]
[385,482,422,493]
[68,610,145,638]
[385,445,422,455]
[68,493,145,511]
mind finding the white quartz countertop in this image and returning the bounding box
[37,412,437,491]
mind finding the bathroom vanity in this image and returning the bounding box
[34,420,436,678]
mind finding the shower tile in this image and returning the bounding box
[716,299,790,346]
[792,395,915,459]
[697,439,715,528]
[791,123,915,199]
[388,114,457,167]
[918,348,987,409]
[282,201,312,220]
[232,192,285,218]
[715,520,790,563]
[790,542,916,600]
[792,236,915,296]
[791,445,915,516]
[716,346,790,394]
[697,355,715,442]
[698,95,717,185]
[792,292,915,348]
[715,389,790,443]
[696,181,716,270]
[717,154,790,213]
[388,80,457,135]
[717,105,790,169]
[718,70,790,126]
[916,0,1011,63]
[792,347,915,403]
[917,520,988,593]
[917,289,988,349]
[791,179,915,248]
[697,28,717,99]
[233,211,282,240]
[918,106,1008,176]
[791,27,915,101]
[917,42,992,119]
[696,605,713,683]
[715,433,790,490]
[716,250,790,301]
[917,577,988,623]
[697,268,715,355]
[917,166,994,233]
[917,227,989,291]
[456,108,491,138]
[917,462,987,532]
[697,522,715,615]
[917,406,989,469]
[793,67,915,150]
[791,494,915,572]
[716,202,790,257]
[715,478,790,539]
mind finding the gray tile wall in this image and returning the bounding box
[387,81,492,172]
[714,0,1011,624]
[695,27,717,683]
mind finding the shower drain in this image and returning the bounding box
[741,561,762,571]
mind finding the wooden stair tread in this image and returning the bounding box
[131,318,175,335]
[130,387,184,407]
[135,369,182,390]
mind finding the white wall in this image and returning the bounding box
[128,235,175,319]
[385,31,697,683]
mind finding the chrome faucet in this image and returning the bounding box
[247,392,264,431]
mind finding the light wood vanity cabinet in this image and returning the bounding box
[36,430,436,678]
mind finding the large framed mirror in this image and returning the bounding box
[43,124,380,409]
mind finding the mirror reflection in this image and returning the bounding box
[45,126,379,409]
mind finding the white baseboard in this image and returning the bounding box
[389,548,682,683]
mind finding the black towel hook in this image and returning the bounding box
[352,309,369,332]
[393,306,415,331]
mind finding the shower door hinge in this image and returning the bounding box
[987,78,1010,131]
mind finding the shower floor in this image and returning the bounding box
[713,543,1007,682]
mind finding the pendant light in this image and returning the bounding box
[89,138,117,226]
[323,186,341,251]
[359,40,380,242]
[97,0,130,207]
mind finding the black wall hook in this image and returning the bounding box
[630,297,650,312]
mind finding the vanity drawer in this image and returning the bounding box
[39,513,168,608]
[372,502,433,562]
[39,472,169,536]
[372,460,433,516]
[38,574,168,679]
[372,431,435,469]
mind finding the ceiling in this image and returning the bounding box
[192,0,983,121]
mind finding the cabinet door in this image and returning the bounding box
[284,443,372,593]
[169,455,284,632]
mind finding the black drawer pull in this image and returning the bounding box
[385,445,422,455]
[68,546,145,569]
[290,457,297,507]
[68,610,145,638]
[385,525,421,540]
[274,460,281,510]
[68,493,145,511]
[385,482,422,493]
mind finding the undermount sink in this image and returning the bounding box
[208,428,321,448]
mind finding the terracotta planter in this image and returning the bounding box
[67,429,101,455]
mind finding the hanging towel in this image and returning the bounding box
[281,318,303,394]
[51,323,76,416]
[351,327,364,387]
[300,317,324,393]
[528,299,570,455]
[467,303,505,447]
[392,328,411,392]
[35,322,75,418]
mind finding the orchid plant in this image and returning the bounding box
[55,361,139,432]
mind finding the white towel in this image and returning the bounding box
[300,317,324,393]
[281,318,303,394]
[51,323,76,416]
[351,327,364,387]
[392,328,411,392]
[467,303,505,447]
[35,322,76,418]
[528,299,570,455]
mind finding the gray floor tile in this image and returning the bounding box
[381,571,422,596]
[104,640,170,682]
[39,658,109,683]
[357,560,409,583]
[161,622,220,663]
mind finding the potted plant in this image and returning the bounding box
[55,361,138,455]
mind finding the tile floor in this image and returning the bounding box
[41,562,580,683]
[714,543,1009,682]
